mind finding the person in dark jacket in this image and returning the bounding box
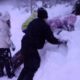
[72,0,80,15]
[17,7,65,80]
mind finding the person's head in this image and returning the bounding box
[37,7,48,19]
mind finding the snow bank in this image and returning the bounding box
[1,2,80,80]
[47,3,73,19]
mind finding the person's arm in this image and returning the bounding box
[44,23,61,44]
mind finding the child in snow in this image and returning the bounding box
[17,7,66,80]
[0,12,15,78]
[47,14,76,34]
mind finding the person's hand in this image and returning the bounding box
[12,47,15,51]
[60,40,68,45]
[58,40,67,48]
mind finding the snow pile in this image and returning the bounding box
[34,16,80,80]
[1,2,80,80]
[47,3,73,19]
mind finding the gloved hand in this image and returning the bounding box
[12,47,15,51]
[58,40,68,48]
[60,40,68,45]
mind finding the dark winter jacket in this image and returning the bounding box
[22,18,60,49]
[72,1,80,15]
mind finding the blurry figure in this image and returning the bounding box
[47,14,76,34]
[47,17,63,34]
[72,0,80,15]
[62,14,76,31]
[17,7,65,80]
[0,12,15,78]
[71,0,80,30]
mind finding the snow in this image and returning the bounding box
[0,2,80,80]
[47,3,73,19]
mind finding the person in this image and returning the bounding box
[17,7,66,80]
[0,12,15,78]
[72,0,80,15]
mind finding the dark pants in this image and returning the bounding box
[0,48,14,77]
[17,47,40,80]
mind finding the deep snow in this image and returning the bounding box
[0,2,80,80]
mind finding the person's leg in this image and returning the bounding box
[17,66,37,80]
[17,48,40,80]
[23,48,40,80]
[18,60,40,80]
[0,49,5,77]
[17,67,27,80]
[4,49,15,78]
